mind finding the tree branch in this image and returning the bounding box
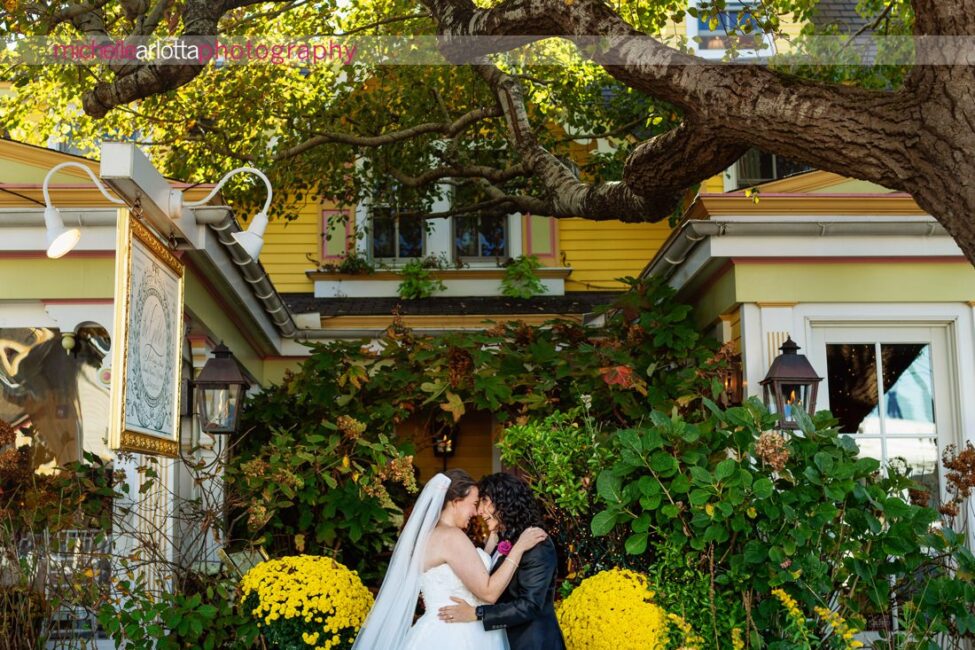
[386,162,529,187]
[80,0,225,118]
[475,60,666,220]
[423,0,918,195]
[273,106,502,160]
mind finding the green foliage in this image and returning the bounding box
[396,258,447,299]
[500,407,610,516]
[321,250,376,275]
[1,0,921,224]
[590,399,975,647]
[98,575,260,650]
[501,255,548,299]
[499,406,631,582]
[646,544,747,650]
[227,415,417,582]
[236,275,730,585]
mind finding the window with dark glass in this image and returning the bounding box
[825,342,939,507]
[370,207,424,259]
[454,215,507,260]
[735,148,813,188]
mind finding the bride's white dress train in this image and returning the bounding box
[403,548,509,650]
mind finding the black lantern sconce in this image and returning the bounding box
[719,353,744,407]
[432,424,459,472]
[760,336,823,430]
[192,343,252,435]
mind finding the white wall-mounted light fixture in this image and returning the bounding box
[184,167,273,263]
[42,162,126,259]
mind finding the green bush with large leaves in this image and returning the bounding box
[591,399,975,648]
[227,416,417,582]
[231,276,733,583]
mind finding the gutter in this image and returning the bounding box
[195,210,297,338]
[642,216,948,281]
[0,206,298,340]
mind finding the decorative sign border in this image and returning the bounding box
[108,211,184,458]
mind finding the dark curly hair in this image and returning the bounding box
[478,472,543,541]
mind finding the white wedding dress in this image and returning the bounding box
[402,548,509,650]
[351,474,510,650]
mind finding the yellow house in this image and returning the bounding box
[643,170,975,525]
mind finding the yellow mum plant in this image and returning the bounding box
[556,568,698,650]
[240,555,373,650]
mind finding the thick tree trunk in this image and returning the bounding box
[904,65,975,262]
[423,0,975,266]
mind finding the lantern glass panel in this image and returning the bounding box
[197,383,244,433]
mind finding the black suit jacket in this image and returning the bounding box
[478,538,566,650]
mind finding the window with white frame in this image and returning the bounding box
[811,326,954,509]
[370,206,424,260]
[451,182,509,261]
[453,214,508,261]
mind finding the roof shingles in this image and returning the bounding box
[282,292,620,317]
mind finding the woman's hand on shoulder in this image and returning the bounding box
[513,526,548,554]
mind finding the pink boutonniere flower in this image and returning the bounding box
[497,540,513,557]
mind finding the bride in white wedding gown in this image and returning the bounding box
[352,469,547,650]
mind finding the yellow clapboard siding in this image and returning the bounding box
[262,233,322,244]
[256,199,335,294]
[702,174,725,193]
[263,225,320,234]
[256,252,320,263]
[563,240,663,257]
[560,238,667,249]
[558,218,669,287]
[565,259,657,271]
[562,254,661,264]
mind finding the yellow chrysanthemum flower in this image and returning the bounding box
[555,568,694,650]
[241,555,373,649]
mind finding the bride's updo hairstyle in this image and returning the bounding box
[442,468,477,509]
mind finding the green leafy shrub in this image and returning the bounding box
[236,276,730,586]
[499,406,628,580]
[98,574,260,649]
[397,258,446,299]
[501,255,548,298]
[227,415,417,582]
[591,399,975,648]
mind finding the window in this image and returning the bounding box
[811,326,954,510]
[696,3,762,50]
[453,215,508,260]
[734,149,812,188]
[370,207,424,260]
